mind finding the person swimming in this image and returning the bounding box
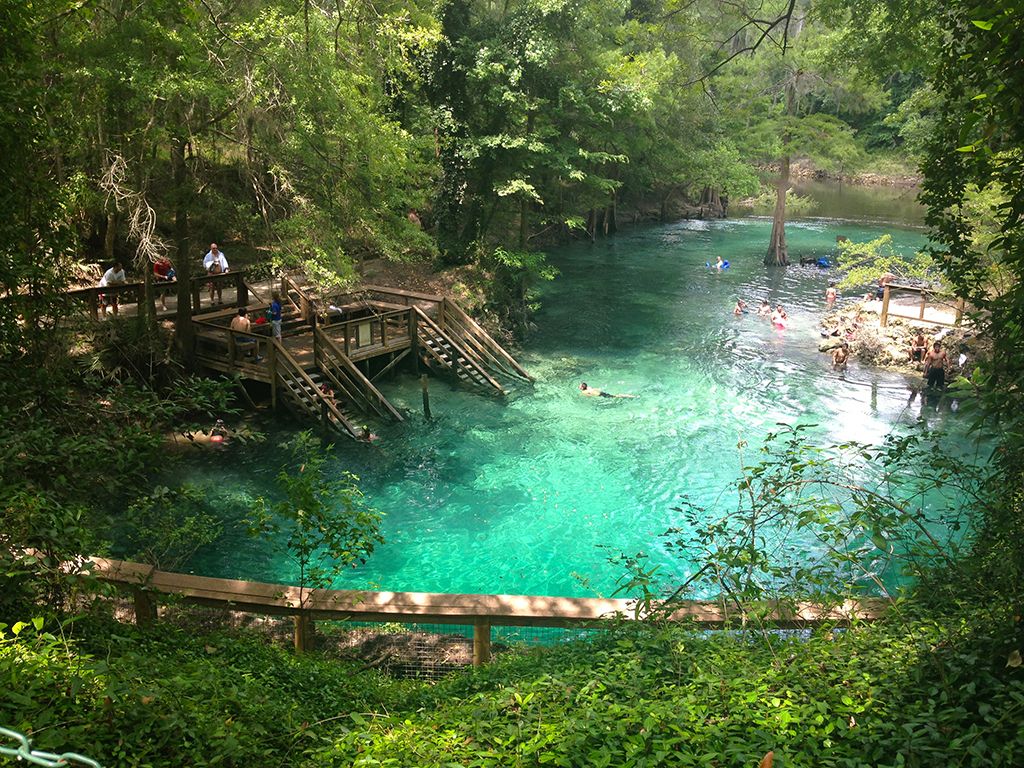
[579,382,636,399]
[733,299,747,316]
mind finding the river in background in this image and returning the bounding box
[179,181,982,598]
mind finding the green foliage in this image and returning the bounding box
[122,485,223,572]
[835,234,938,291]
[0,614,413,767]
[248,432,383,601]
[315,605,1024,767]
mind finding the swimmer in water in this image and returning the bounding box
[831,341,850,368]
[825,282,838,304]
[715,256,724,270]
[756,299,771,317]
[579,382,636,399]
[733,299,747,316]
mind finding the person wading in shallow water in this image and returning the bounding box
[579,382,636,399]
[924,341,949,389]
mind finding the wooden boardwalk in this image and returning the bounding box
[64,272,530,438]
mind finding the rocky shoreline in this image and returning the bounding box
[818,302,987,378]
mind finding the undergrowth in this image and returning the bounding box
[3,600,1022,767]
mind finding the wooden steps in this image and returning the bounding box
[415,307,505,394]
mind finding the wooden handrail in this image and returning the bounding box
[441,298,532,381]
[360,284,444,303]
[414,307,505,394]
[90,556,888,661]
[271,338,359,438]
[315,327,404,421]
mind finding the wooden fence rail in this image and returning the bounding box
[89,557,887,665]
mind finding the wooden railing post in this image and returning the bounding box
[473,619,491,666]
[228,330,236,363]
[236,273,248,308]
[955,297,965,326]
[87,291,99,322]
[408,309,419,374]
[919,290,927,320]
[880,285,891,327]
[133,588,158,628]
[269,342,278,410]
[293,612,315,653]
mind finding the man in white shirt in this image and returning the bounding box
[203,243,229,304]
[98,262,126,316]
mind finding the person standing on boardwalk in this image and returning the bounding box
[203,243,229,305]
[98,262,126,315]
[270,291,283,340]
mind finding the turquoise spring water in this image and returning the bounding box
[183,211,987,598]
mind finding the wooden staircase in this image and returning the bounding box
[271,339,361,438]
[314,327,404,423]
[439,299,532,384]
[414,307,506,394]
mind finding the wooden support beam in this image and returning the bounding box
[236,274,248,308]
[269,342,278,410]
[473,619,491,667]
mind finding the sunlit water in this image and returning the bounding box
[181,213,988,597]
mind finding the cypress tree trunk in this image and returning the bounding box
[764,79,796,267]
[171,135,194,366]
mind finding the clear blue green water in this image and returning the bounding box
[184,210,987,597]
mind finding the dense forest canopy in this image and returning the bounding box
[1,0,935,302]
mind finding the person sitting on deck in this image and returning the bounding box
[229,308,261,361]
[203,243,229,305]
[98,262,127,316]
[579,382,636,399]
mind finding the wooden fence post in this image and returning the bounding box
[408,310,419,374]
[473,619,491,667]
[955,297,965,326]
[294,612,315,653]
[919,290,927,321]
[236,273,248,308]
[132,588,158,628]
[880,285,891,327]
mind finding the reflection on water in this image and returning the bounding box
[793,178,925,226]
[182,214,984,598]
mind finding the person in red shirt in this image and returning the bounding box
[153,258,175,310]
